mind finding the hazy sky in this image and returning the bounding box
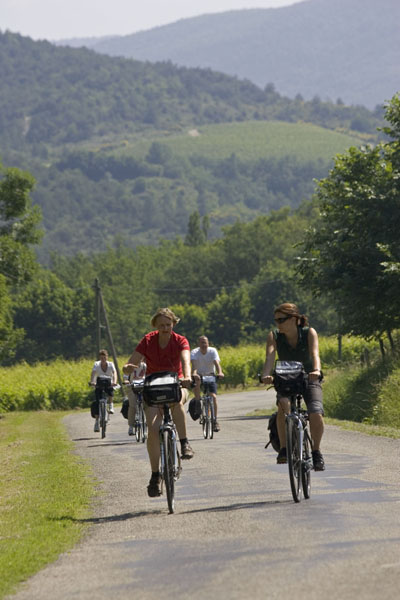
[2,0,304,40]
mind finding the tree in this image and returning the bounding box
[184,211,207,246]
[12,270,95,362]
[0,162,42,363]
[0,163,42,285]
[297,94,400,339]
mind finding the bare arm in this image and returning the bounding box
[181,349,192,385]
[123,350,145,375]
[214,359,224,377]
[261,331,277,383]
[308,328,321,381]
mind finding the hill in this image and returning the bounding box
[0,30,384,261]
[65,0,400,110]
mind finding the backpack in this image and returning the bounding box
[265,411,280,453]
[188,397,201,421]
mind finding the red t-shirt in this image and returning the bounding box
[135,331,190,377]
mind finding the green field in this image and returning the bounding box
[113,120,368,163]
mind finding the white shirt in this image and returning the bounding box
[191,347,220,375]
[91,360,116,384]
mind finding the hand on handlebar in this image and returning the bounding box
[259,374,273,385]
[123,363,137,375]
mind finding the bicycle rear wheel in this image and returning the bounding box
[100,400,107,439]
[302,428,312,499]
[162,430,175,513]
[286,417,301,502]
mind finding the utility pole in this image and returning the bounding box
[93,279,124,399]
[94,278,102,355]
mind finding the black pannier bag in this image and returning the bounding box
[188,397,201,421]
[273,361,307,396]
[143,371,181,406]
[265,411,280,452]
[120,397,129,419]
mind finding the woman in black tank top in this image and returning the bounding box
[261,302,325,471]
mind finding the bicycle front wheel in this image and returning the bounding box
[302,428,312,499]
[202,398,209,439]
[162,430,175,514]
[135,410,141,442]
[100,400,107,439]
[209,398,215,440]
[141,406,147,443]
[286,417,301,502]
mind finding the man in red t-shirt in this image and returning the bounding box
[123,307,194,498]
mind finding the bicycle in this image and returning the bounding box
[130,379,147,443]
[272,361,313,503]
[94,376,112,439]
[143,371,189,514]
[199,374,218,439]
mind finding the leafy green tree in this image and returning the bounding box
[298,94,400,339]
[185,211,207,246]
[12,269,95,362]
[205,284,255,346]
[0,163,42,284]
[0,161,42,363]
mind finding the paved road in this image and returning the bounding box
[9,389,400,600]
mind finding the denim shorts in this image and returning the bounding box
[276,380,324,415]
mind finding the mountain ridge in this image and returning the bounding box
[56,0,400,109]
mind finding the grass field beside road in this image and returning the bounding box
[0,411,94,599]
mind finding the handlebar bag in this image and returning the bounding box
[273,361,307,396]
[96,376,112,390]
[143,371,182,406]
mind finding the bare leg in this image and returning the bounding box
[309,413,324,450]
[277,398,290,448]
[144,406,163,472]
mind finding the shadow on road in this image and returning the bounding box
[50,509,164,524]
[181,498,293,514]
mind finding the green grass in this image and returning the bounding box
[0,411,95,599]
[108,120,367,163]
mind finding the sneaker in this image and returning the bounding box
[94,419,100,432]
[277,447,287,464]
[181,441,194,460]
[147,473,161,497]
[108,402,114,414]
[312,450,325,471]
[128,426,134,436]
[213,421,220,432]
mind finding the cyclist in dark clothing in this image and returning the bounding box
[261,302,325,471]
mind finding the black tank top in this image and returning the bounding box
[273,326,313,373]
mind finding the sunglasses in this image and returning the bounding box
[275,315,292,324]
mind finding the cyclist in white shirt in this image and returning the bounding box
[90,349,117,432]
[191,336,224,432]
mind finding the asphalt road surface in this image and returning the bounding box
[9,389,400,600]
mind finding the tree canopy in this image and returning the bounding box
[298,94,400,339]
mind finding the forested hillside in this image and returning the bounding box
[0,30,384,258]
[62,0,400,109]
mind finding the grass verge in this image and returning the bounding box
[0,411,95,599]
